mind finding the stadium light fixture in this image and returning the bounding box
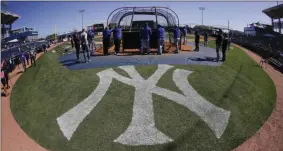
[79,9,85,30]
[199,7,205,26]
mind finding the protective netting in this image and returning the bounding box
[108,7,179,27]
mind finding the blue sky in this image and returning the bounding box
[2,1,278,37]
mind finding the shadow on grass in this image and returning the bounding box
[61,60,86,67]
[161,121,203,151]
[188,56,216,62]
[91,53,105,57]
[218,65,243,102]
[60,59,77,63]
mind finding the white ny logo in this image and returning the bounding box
[57,64,230,146]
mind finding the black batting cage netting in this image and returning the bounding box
[106,7,183,49]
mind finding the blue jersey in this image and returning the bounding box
[184,28,188,35]
[20,52,25,60]
[174,28,181,38]
[103,29,113,39]
[88,30,94,41]
[157,27,165,39]
[142,26,152,39]
[113,28,122,39]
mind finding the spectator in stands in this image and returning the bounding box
[81,28,91,63]
[72,31,81,62]
[11,53,15,68]
[9,56,14,71]
[183,25,188,45]
[113,25,122,55]
[140,22,152,55]
[173,25,181,54]
[29,47,36,66]
[1,60,9,92]
[1,69,8,95]
[43,44,47,52]
[20,51,26,71]
[227,36,231,50]
[103,27,113,55]
[204,32,208,47]
[222,33,228,62]
[215,30,223,62]
[25,51,30,66]
[194,31,200,52]
[13,53,21,69]
[156,24,165,55]
[87,29,96,55]
[71,37,74,48]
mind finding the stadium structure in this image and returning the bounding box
[1,10,39,43]
[263,3,283,34]
[241,4,282,39]
[1,10,19,39]
[244,22,275,37]
[5,27,39,42]
[1,9,48,63]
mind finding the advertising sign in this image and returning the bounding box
[93,24,104,32]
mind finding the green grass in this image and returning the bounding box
[10,42,276,151]
[94,37,102,41]
[165,33,195,39]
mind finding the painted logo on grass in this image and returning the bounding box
[56,64,231,146]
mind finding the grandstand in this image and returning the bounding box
[231,3,283,72]
[4,27,39,42]
[263,3,283,34]
[1,11,39,49]
[1,10,20,39]
[192,25,230,36]
[1,9,49,71]
[244,22,276,37]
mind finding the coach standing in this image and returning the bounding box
[204,32,208,47]
[87,29,96,55]
[183,25,188,45]
[43,44,47,52]
[140,23,152,55]
[20,50,26,71]
[103,27,113,55]
[221,33,228,62]
[156,24,165,55]
[72,31,81,62]
[227,36,231,50]
[215,30,223,62]
[113,25,122,55]
[29,46,36,66]
[81,28,91,63]
[173,25,181,54]
[194,31,200,52]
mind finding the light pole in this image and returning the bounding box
[199,7,205,26]
[79,9,85,30]
[54,24,56,42]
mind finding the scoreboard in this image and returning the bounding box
[244,27,256,36]
[87,24,104,32]
[93,24,104,32]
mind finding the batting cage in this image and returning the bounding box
[107,6,182,52]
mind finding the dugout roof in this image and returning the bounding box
[263,4,283,19]
[1,10,20,25]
